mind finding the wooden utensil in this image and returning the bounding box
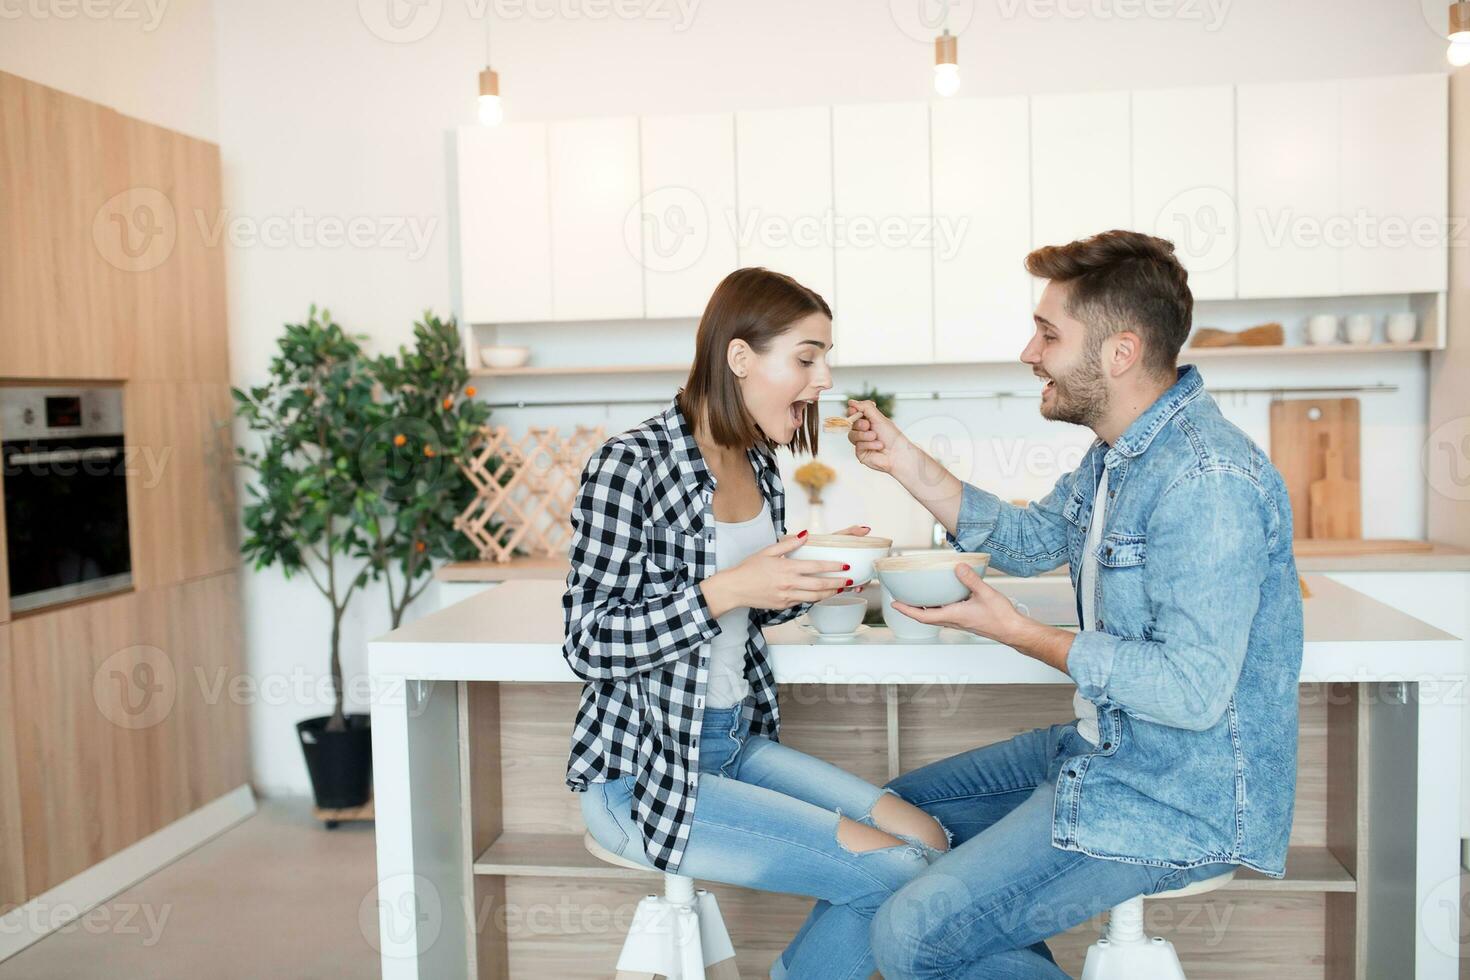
[1269,398,1360,540]
[1308,444,1362,540]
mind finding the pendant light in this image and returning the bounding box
[1450,1,1470,67]
[934,29,960,97]
[477,21,503,126]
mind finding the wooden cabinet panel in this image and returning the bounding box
[638,112,739,319]
[734,106,836,304]
[1132,85,1237,301]
[9,569,246,898]
[0,71,132,380]
[932,95,1033,363]
[0,625,24,910]
[832,101,933,365]
[548,116,644,321]
[125,381,239,591]
[457,123,554,324]
[123,122,231,383]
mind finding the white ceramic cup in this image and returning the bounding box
[881,585,940,640]
[807,595,868,635]
[1385,312,1418,344]
[1306,315,1340,346]
[1345,314,1375,345]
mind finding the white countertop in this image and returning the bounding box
[369,575,1464,685]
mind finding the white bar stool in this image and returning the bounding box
[1081,869,1236,980]
[582,831,739,980]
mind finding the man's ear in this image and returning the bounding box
[1109,331,1144,376]
[727,339,751,379]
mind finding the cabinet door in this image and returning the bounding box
[638,112,738,319]
[931,96,1033,363]
[734,106,835,305]
[1030,90,1132,301]
[1339,74,1447,295]
[1132,86,1237,301]
[548,116,644,321]
[1237,81,1340,298]
[832,102,933,365]
[457,123,552,323]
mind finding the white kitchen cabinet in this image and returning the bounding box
[638,112,739,319]
[1131,86,1237,301]
[548,116,644,321]
[1338,74,1448,295]
[734,106,836,309]
[1236,80,1340,299]
[456,123,553,323]
[831,101,933,365]
[1030,91,1132,302]
[931,96,1033,364]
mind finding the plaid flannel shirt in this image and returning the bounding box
[562,398,806,872]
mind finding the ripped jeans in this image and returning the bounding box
[580,699,935,980]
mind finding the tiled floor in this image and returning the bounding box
[0,797,382,979]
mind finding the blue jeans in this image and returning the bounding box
[580,699,934,980]
[862,723,1236,979]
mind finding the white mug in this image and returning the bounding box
[1306,315,1340,346]
[1345,314,1375,345]
[1385,312,1418,345]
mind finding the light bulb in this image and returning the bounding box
[478,93,504,126]
[1450,38,1470,66]
[934,63,961,97]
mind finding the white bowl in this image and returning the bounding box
[479,346,531,369]
[790,533,892,584]
[881,585,939,639]
[807,595,868,635]
[875,552,990,607]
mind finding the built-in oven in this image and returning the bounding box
[1,385,133,614]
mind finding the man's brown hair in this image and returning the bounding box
[1025,230,1193,376]
[677,267,831,455]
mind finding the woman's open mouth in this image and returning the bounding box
[789,400,811,428]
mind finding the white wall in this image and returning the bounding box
[0,0,218,140]
[204,0,1452,795]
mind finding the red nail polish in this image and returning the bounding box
[846,579,853,586]
[798,529,808,538]
[842,563,851,570]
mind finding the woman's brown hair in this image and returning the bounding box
[677,267,831,456]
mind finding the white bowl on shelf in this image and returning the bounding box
[806,595,868,635]
[479,346,531,370]
[875,552,990,607]
[790,533,892,584]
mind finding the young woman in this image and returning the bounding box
[563,268,949,980]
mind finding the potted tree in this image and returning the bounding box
[356,311,492,628]
[233,306,383,811]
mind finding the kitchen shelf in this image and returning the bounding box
[469,341,1439,379]
[1186,340,1436,358]
[471,832,1355,893]
[470,362,689,377]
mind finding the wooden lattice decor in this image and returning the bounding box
[454,424,605,563]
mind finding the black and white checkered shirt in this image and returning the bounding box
[563,398,805,872]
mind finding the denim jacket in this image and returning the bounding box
[947,366,1303,876]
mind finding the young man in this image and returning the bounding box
[847,230,1304,978]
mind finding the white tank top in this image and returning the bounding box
[703,500,777,708]
[1074,468,1107,745]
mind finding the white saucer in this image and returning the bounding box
[800,623,870,642]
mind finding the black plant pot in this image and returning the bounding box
[297,713,373,810]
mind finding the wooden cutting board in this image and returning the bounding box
[1269,398,1361,539]
[1308,446,1361,539]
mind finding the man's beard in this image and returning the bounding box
[1040,344,1110,428]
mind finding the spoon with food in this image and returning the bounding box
[823,413,861,432]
